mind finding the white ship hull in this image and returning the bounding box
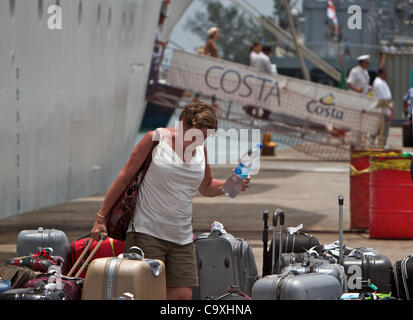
[0,0,163,220]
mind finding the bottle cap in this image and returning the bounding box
[256,143,263,150]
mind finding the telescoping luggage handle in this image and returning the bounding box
[262,210,269,276]
[338,195,344,265]
[67,233,108,278]
[272,209,285,274]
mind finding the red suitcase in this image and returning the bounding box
[65,236,124,278]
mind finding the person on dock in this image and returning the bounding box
[347,54,372,95]
[249,42,263,69]
[373,67,394,147]
[90,102,251,300]
[262,45,277,75]
[203,27,220,58]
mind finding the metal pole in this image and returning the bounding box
[282,0,310,81]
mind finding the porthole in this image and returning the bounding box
[77,1,82,26]
[121,11,126,29]
[38,0,44,20]
[129,12,134,29]
[9,0,16,17]
[97,4,101,25]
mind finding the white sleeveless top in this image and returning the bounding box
[127,129,206,245]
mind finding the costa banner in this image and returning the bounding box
[167,50,384,135]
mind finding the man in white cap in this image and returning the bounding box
[203,27,220,58]
[347,54,372,95]
[373,67,394,146]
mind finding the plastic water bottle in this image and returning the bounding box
[222,143,263,198]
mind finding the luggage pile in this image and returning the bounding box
[2,196,413,300]
[193,196,413,300]
[0,229,166,300]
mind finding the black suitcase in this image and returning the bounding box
[262,210,320,277]
[392,255,413,299]
[341,251,393,293]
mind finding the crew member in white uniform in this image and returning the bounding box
[347,54,372,95]
[373,67,394,146]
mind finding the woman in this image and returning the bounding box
[203,27,220,58]
[91,102,251,300]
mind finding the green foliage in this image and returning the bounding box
[184,0,276,65]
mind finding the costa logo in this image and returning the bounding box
[204,66,281,105]
[306,94,344,120]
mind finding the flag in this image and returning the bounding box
[327,0,339,36]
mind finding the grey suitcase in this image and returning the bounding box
[281,256,348,292]
[17,227,70,261]
[252,209,343,300]
[252,272,343,300]
[193,230,259,300]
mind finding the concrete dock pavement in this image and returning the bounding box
[193,158,350,233]
[0,127,412,276]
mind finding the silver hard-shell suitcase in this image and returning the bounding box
[252,272,343,300]
[193,231,259,300]
[17,227,70,261]
[252,209,343,300]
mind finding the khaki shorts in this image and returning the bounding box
[124,232,198,288]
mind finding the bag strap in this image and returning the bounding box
[130,140,159,233]
[32,249,58,265]
[110,238,116,257]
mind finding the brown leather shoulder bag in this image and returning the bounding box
[105,140,159,241]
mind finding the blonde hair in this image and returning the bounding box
[179,102,218,131]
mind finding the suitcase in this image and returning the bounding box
[0,265,42,289]
[192,230,259,300]
[17,227,70,261]
[252,272,344,300]
[7,248,66,274]
[65,235,124,278]
[252,209,343,300]
[0,282,67,300]
[392,255,413,300]
[81,246,166,300]
[0,280,11,293]
[280,255,348,292]
[262,210,320,277]
[341,252,393,293]
[25,275,83,300]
